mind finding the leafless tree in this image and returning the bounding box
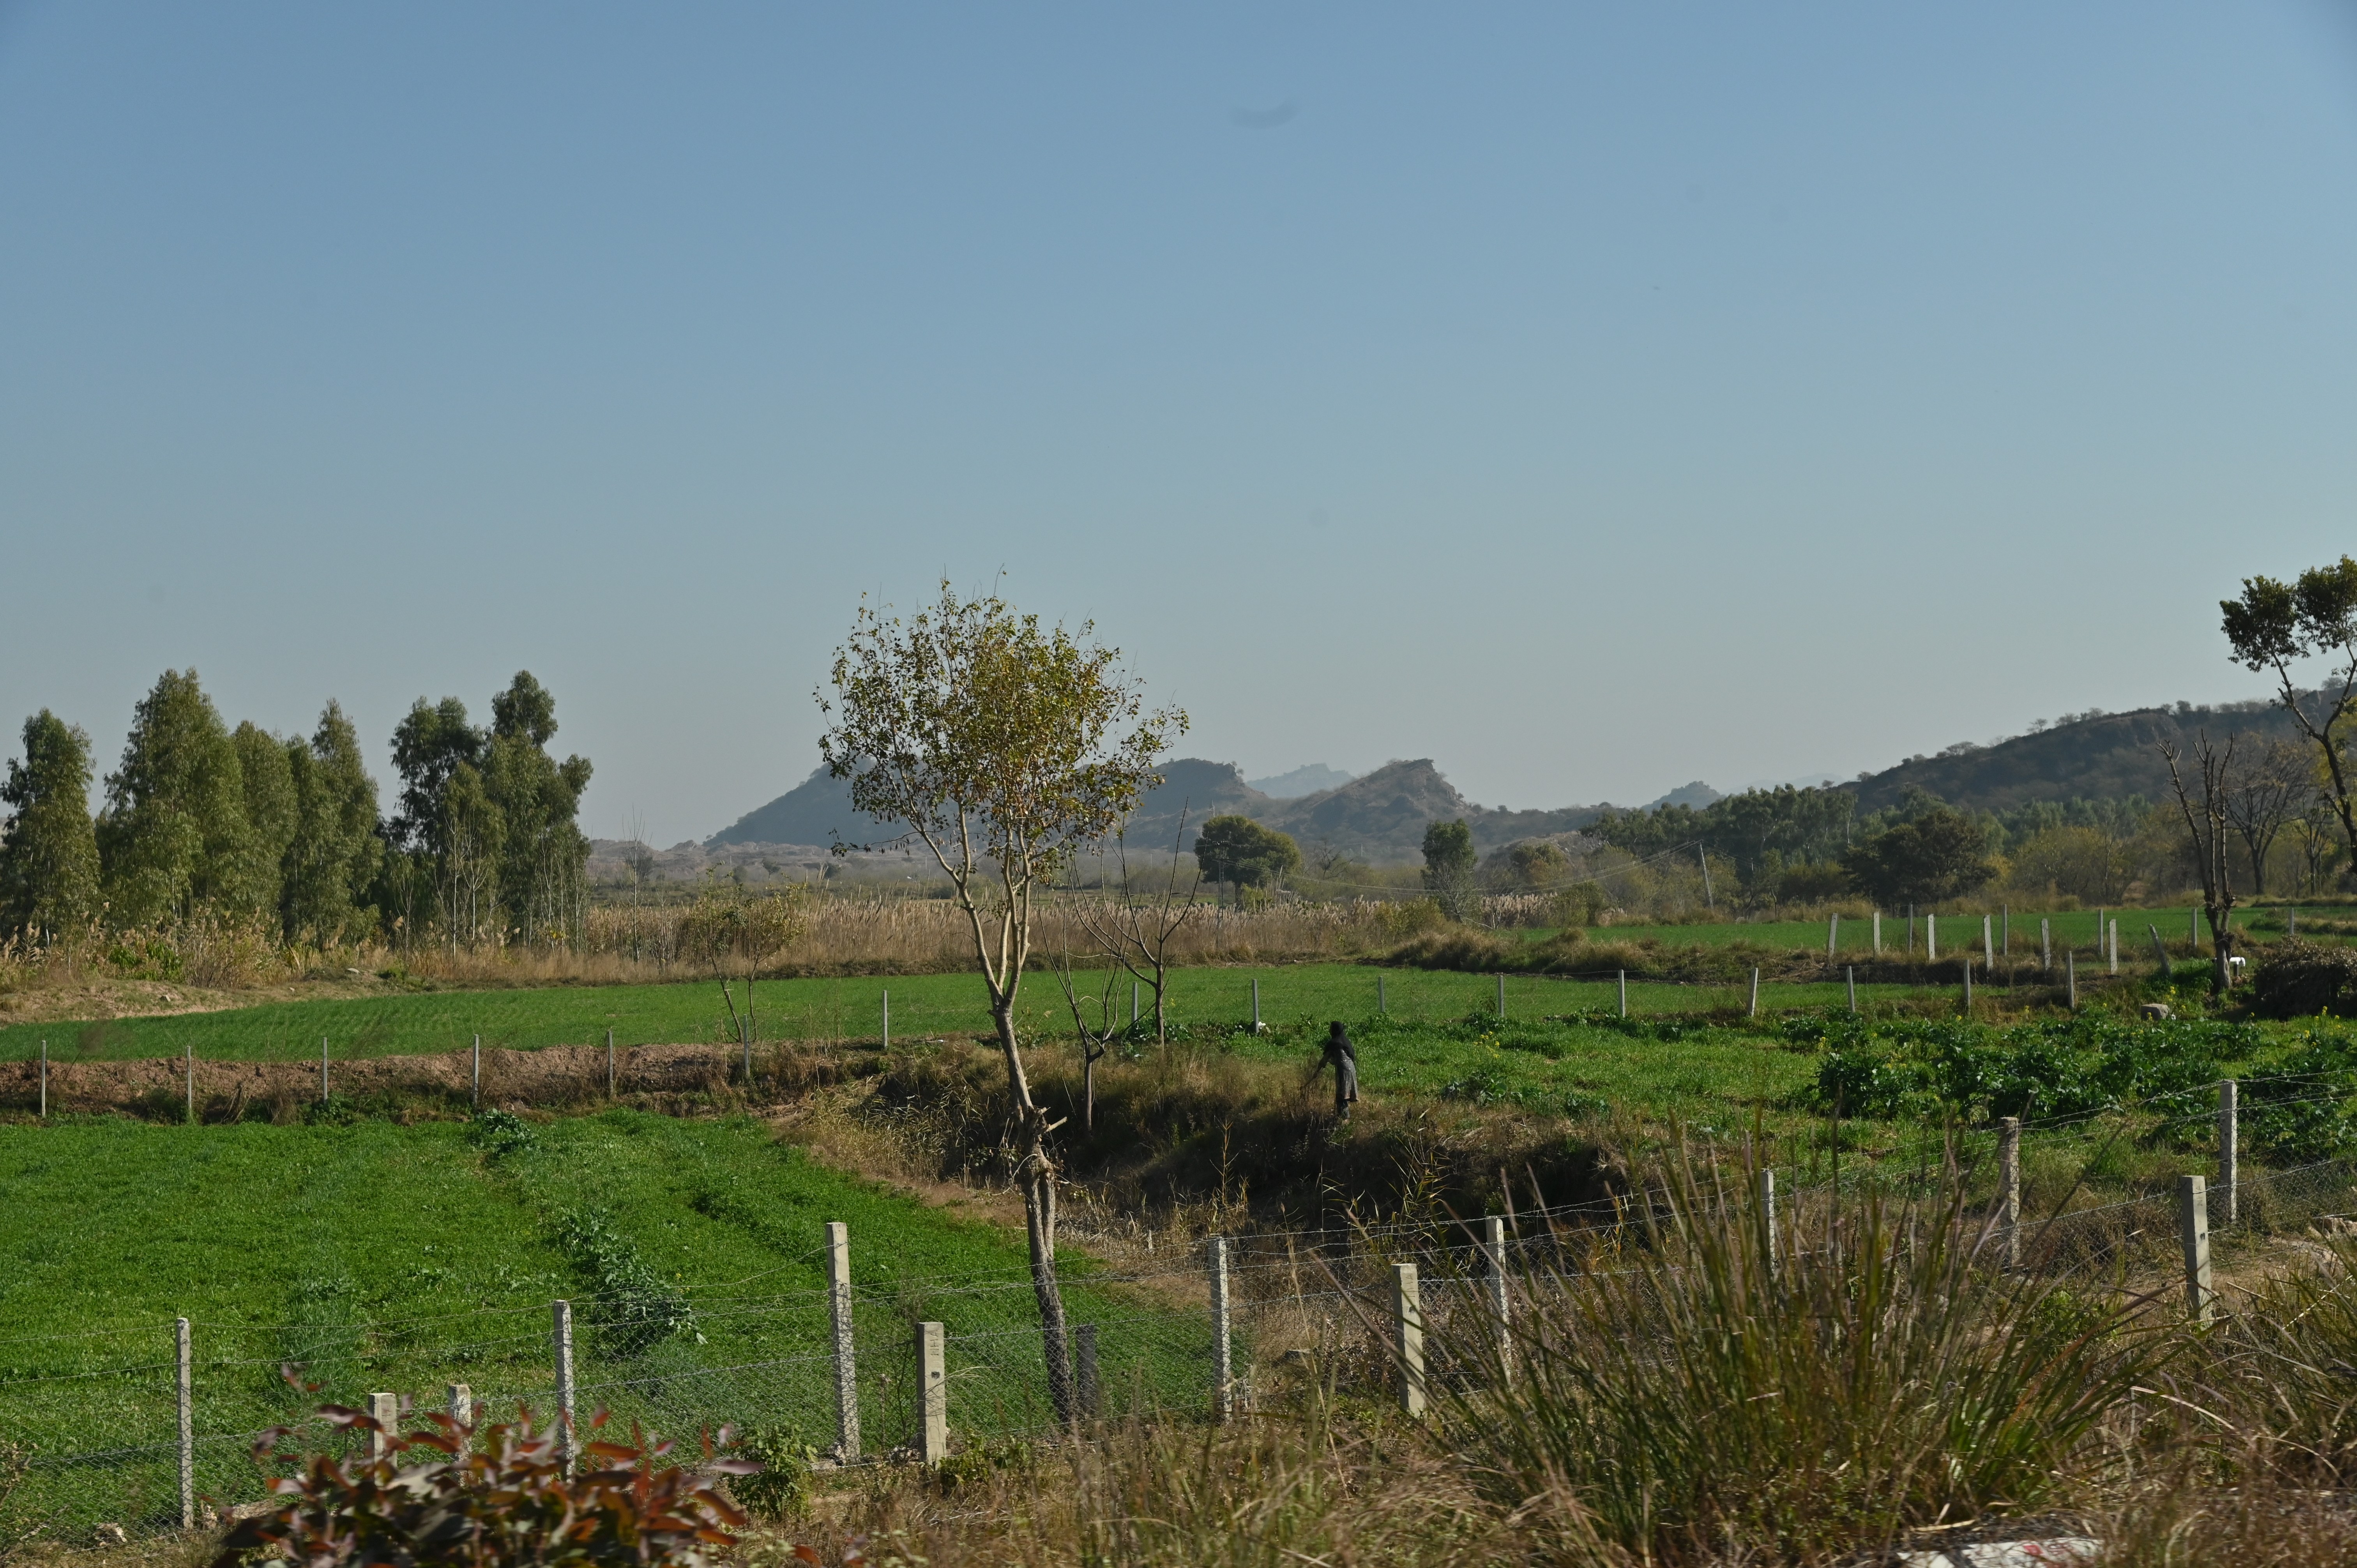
[2223,739,2310,896]
[1048,939,1122,1136]
[1077,813,1204,1047]
[2159,732,2239,992]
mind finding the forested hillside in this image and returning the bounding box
[1849,699,2302,813]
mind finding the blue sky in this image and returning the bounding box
[5,4,2355,843]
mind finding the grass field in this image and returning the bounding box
[0,965,1941,1067]
[0,1112,1205,1534]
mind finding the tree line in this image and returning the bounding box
[0,669,593,954]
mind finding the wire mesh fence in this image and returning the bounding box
[14,1125,2357,1544]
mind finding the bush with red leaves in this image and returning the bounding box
[210,1381,754,1568]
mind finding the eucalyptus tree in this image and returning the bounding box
[0,711,101,943]
[97,670,252,928]
[282,701,383,946]
[818,583,1184,1426]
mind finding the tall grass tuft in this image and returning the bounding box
[1439,1165,2170,1562]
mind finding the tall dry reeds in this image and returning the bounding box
[1440,1165,2170,1561]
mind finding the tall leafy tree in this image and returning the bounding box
[1421,817,1478,920]
[389,696,495,949]
[0,711,101,943]
[283,702,383,946]
[484,673,593,946]
[2222,556,2357,873]
[228,720,297,921]
[818,583,1184,1427]
[96,670,252,928]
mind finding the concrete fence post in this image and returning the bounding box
[1481,1215,1512,1381]
[2191,906,2200,948]
[553,1300,576,1474]
[1251,980,1261,1033]
[369,1392,398,1462]
[447,1383,473,1428]
[1392,1263,1426,1418]
[2219,1081,2239,1227]
[2067,951,2078,1010]
[1075,1323,1100,1417]
[1747,967,1760,1017]
[2002,904,2010,954]
[826,1222,860,1459]
[917,1322,948,1464]
[1209,1236,1234,1421]
[2149,925,2171,980]
[1846,966,1857,1014]
[1999,1116,2021,1269]
[1760,1169,1777,1268]
[2179,1175,2213,1325]
[176,1317,193,1530]
[1927,912,1938,962]
[1617,970,1627,1017]
[1827,913,1839,959]
[1872,910,1882,954]
[1983,914,1994,971]
[2042,918,2052,972]
[2109,919,2119,975]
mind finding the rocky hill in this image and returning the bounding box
[705,755,1602,864]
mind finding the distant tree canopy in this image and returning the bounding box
[0,668,587,952]
[1421,818,1479,920]
[1194,815,1300,888]
[1840,806,1998,906]
[1590,784,1858,897]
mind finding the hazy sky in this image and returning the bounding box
[6,4,2356,844]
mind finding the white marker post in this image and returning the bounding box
[826,1222,860,1459]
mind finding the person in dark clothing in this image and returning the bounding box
[1312,1021,1359,1120]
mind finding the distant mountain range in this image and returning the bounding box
[699,694,2313,865]
[705,757,1604,863]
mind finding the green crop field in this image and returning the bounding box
[0,1112,1206,1534]
[0,965,1937,1067]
